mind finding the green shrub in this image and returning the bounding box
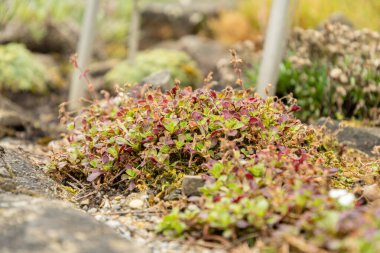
[0,43,48,93]
[105,49,202,88]
[49,83,379,251]
[245,23,380,123]
[277,23,380,122]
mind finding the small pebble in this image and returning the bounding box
[94,214,105,221]
[88,207,98,214]
[112,204,122,210]
[129,199,144,209]
[80,198,90,205]
[106,219,121,229]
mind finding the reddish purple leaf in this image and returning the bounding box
[236,220,249,228]
[213,195,221,203]
[222,110,233,119]
[290,105,301,112]
[101,155,109,163]
[191,111,203,121]
[249,117,265,129]
[210,129,222,137]
[245,173,254,180]
[227,130,238,137]
[232,194,246,203]
[87,170,103,182]
[142,136,155,144]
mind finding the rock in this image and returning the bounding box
[0,193,146,253]
[80,198,90,206]
[164,189,182,201]
[158,35,228,76]
[363,184,380,202]
[128,199,145,209]
[318,13,354,30]
[0,95,44,139]
[0,96,28,136]
[106,220,122,229]
[182,175,205,196]
[140,0,235,48]
[316,118,380,156]
[88,208,98,214]
[33,53,64,89]
[0,145,57,197]
[141,70,172,90]
[0,20,79,54]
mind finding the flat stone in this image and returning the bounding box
[140,0,235,48]
[0,145,57,197]
[128,199,145,209]
[0,95,44,139]
[0,193,146,253]
[182,175,205,196]
[316,118,380,156]
[0,146,56,196]
[158,36,228,76]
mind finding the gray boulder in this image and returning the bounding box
[140,0,235,48]
[0,146,146,253]
[0,193,146,253]
[0,145,56,196]
[316,118,380,156]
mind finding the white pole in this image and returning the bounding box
[69,0,100,110]
[128,0,140,63]
[257,0,291,98]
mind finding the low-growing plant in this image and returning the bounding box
[0,43,49,93]
[49,69,378,251]
[278,23,380,123]
[247,23,380,123]
[105,49,202,88]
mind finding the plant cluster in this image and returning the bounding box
[105,49,201,88]
[277,23,380,123]
[49,83,379,251]
[0,43,48,93]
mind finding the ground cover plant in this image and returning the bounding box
[0,43,48,93]
[49,65,379,251]
[105,49,201,88]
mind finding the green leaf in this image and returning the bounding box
[90,159,98,168]
[126,168,137,179]
[116,137,127,144]
[89,127,97,136]
[163,119,179,134]
[248,163,265,177]
[174,140,185,149]
[210,162,223,178]
[254,196,269,217]
[233,121,245,130]
[225,118,237,129]
[195,142,204,152]
[160,145,171,154]
[107,147,118,159]
[67,122,75,131]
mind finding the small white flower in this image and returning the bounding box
[329,189,355,207]
[338,193,355,207]
[329,189,348,198]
